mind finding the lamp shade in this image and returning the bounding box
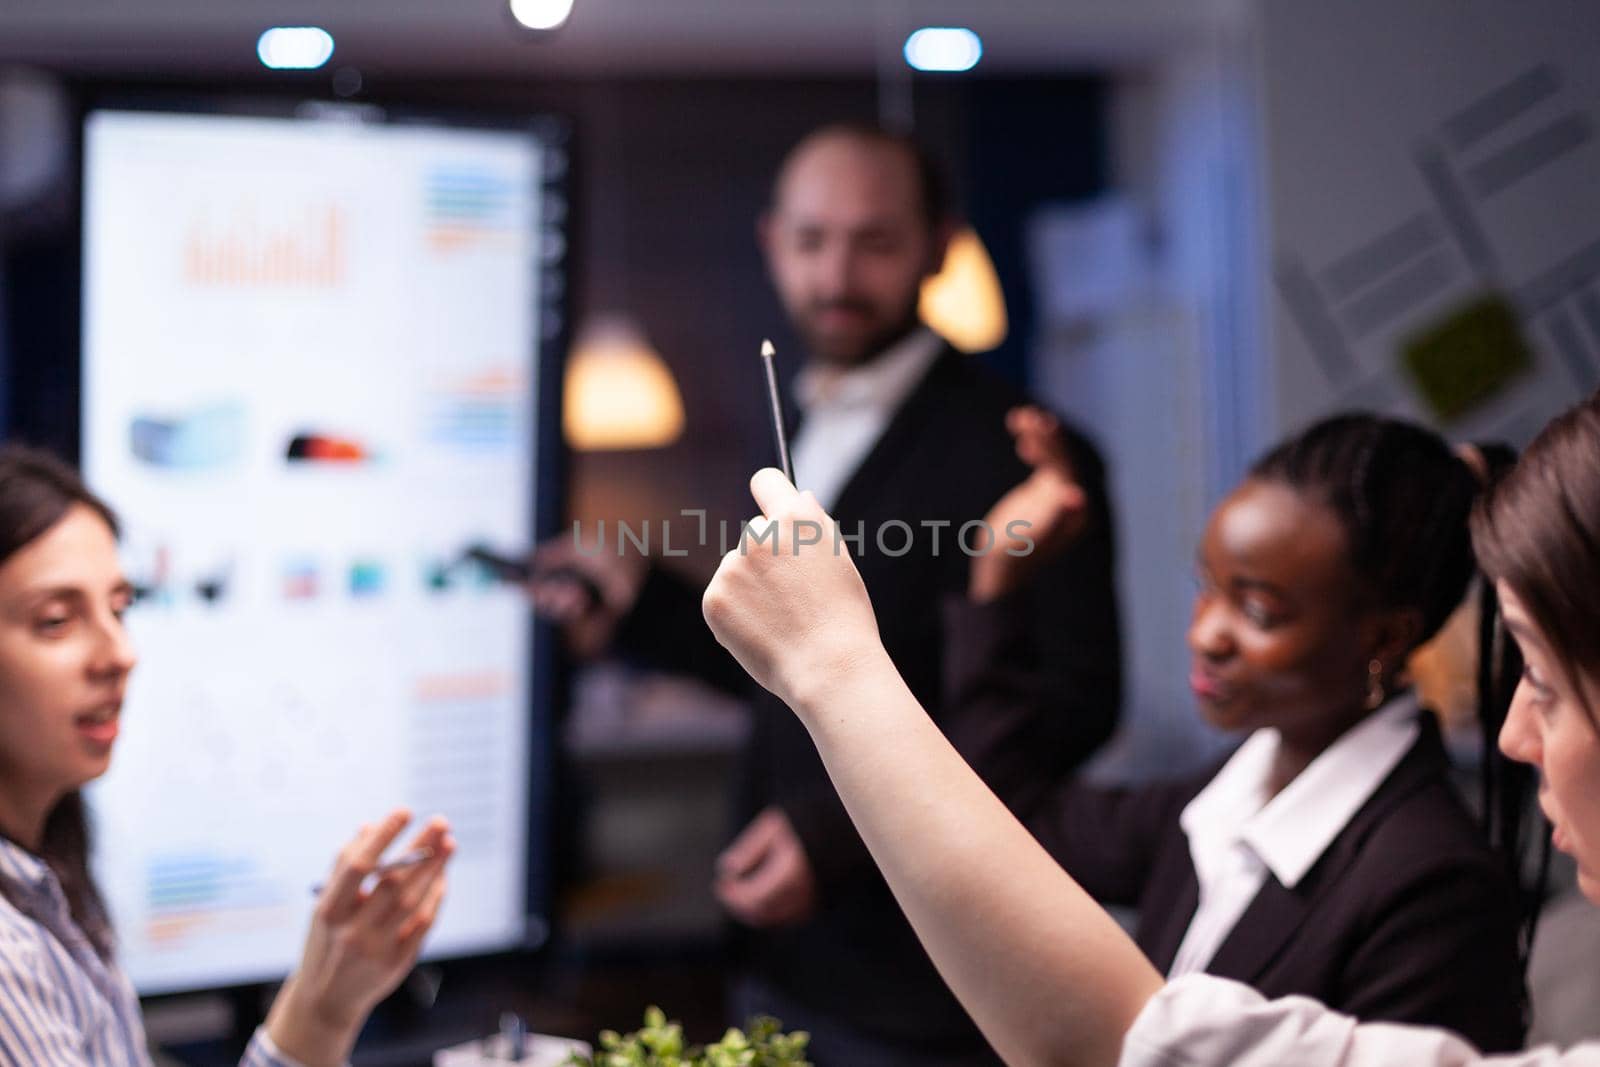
[563,315,685,450]
[919,226,1008,353]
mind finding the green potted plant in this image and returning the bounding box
[569,1006,811,1067]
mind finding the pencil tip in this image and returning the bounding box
[761,339,775,357]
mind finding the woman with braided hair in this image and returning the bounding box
[931,411,1534,1052]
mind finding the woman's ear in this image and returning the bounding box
[1365,606,1426,678]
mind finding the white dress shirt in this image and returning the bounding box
[1121,972,1600,1066]
[1166,694,1422,977]
[788,327,944,510]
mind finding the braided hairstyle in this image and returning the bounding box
[0,445,119,960]
[1249,414,1479,652]
[1252,413,1542,1002]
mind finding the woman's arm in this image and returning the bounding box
[703,470,1580,1067]
[701,469,1162,1067]
[790,641,1162,1066]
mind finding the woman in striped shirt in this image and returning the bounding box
[0,447,454,1067]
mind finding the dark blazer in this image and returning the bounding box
[616,343,1123,1049]
[1026,715,1527,1052]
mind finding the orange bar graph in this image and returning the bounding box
[184,204,345,287]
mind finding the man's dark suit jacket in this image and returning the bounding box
[1026,715,1527,1052]
[615,343,1122,1052]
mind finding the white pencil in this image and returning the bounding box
[760,339,795,484]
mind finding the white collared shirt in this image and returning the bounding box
[789,327,944,510]
[1121,973,1600,1067]
[1166,694,1422,978]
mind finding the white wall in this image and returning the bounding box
[1032,0,1600,780]
[1259,0,1600,442]
[1030,12,1268,777]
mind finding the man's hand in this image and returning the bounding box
[968,406,1088,604]
[526,537,648,659]
[714,807,818,927]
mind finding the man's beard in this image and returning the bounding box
[794,298,923,367]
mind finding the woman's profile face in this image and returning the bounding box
[1497,584,1600,904]
[1187,479,1378,743]
[0,505,137,810]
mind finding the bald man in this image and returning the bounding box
[534,124,1122,1064]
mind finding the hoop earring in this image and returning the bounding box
[1366,658,1386,711]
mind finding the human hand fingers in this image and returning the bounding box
[356,820,453,933]
[715,843,808,927]
[318,810,411,923]
[714,863,785,925]
[395,871,447,955]
[1009,407,1073,476]
[535,539,647,615]
[749,467,807,520]
[703,486,877,707]
[529,582,588,621]
[716,810,779,879]
[1004,479,1088,555]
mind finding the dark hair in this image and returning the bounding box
[1463,444,1547,994]
[0,445,119,958]
[1472,391,1600,986]
[1472,388,1600,726]
[1255,415,1551,1003]
[1249,413,1479,648]
[772,122,952,231]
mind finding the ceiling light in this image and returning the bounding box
[509,0,576,31]
[920,227,1008,353]
[903,27,982,73]
[257,27,335,70]
[563,315,685,450]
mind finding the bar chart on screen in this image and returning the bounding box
[183,202,346,288]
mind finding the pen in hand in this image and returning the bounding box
[309,847,435,896]
[760,339,795,485]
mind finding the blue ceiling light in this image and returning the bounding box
[904,27,983,73]
[257,27,335,70]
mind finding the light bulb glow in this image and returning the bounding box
[920,227,1008,353]
[903,27,983,73]
[509,0,576,31]
[256,27,335,70]
[563,316,685,450]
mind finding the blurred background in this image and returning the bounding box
[2,0,1597,1062]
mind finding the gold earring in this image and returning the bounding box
[1366,658,1386,710]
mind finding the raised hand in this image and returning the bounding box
[701,468,883,712]
[968,406,1089,604]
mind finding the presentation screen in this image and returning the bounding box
[80,108,557,994]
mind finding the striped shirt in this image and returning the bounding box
[0,835,304,1067]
